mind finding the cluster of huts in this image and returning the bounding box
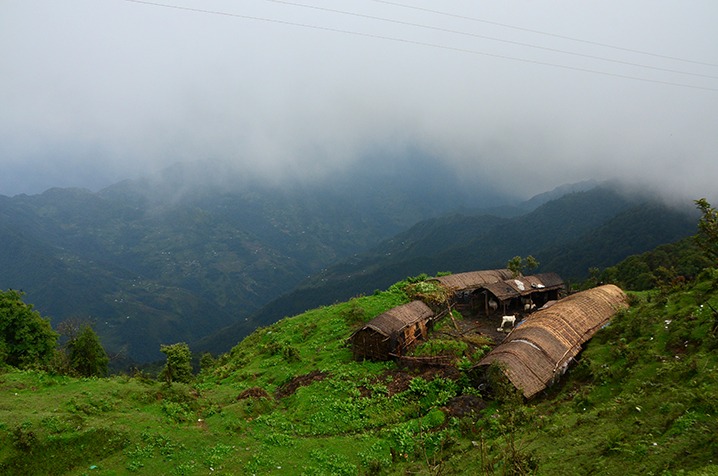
[348,269,629,398]
[477,284,628,398]
[432,269,565,316]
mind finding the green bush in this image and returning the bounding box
[67,325,109,377]
[160,343,193,384]
[413,339,468,358]
[0,290,58,369]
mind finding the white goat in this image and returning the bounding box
[497,315,516,332]
[488,299,498,312]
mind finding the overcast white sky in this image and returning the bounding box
[1,0,717,201]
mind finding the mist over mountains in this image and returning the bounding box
[0,161,699,363]
[0,158,507,362]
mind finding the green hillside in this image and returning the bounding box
[2,265,717,474]
[219,186,697,353]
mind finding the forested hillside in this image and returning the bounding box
[214,186,698,354]
[0,167,698,363]
[0,159,507,362]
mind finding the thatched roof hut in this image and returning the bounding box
[481,273,565,300]
[476,284,629,398]
[431,269,514,292]
[528,272,564,289]
[349,301,435,361]
[482,272,565,311]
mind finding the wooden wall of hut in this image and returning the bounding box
[349,301,434,361]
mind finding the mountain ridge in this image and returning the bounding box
[0,160,516,362]
[0,165,698,362]
[196,185,698,354]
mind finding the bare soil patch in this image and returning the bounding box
[274,370,329,399]
[443,394,487,417]
[237,387,271,400]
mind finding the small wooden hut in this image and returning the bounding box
[349,300,435,361]
[476,284,629,398]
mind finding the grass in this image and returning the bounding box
[1,274,718,474]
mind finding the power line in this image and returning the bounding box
[262,0,718,80]
[120,0,718,92]
[367,0,718,68]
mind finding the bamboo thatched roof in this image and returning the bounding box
[358,301,434,337]
[482,274,565,302]
[477,284,629,398]
[431,269,514,291]
[529,272,564,289]
[482,280,523,301]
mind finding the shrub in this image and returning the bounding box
[67,325,109,377]
[0,289,58,369]
[341,299,367,325]
[413,339,468,358]
[160,343,193,384]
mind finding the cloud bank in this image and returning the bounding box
[1,0,717,201]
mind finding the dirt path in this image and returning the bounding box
[437,309,513,346]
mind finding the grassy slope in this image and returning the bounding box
[1,273,718,475]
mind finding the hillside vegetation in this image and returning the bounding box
[230,186,698,349]
[1,173,697,364]
[0,158,502,363]
[2,265,718,474]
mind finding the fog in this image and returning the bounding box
[1,0,717,201]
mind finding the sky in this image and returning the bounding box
[1,0,717,201]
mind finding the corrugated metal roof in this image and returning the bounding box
[477,284,629,398]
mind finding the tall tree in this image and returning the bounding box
[507,255,540,277]
[67,325,109,377]
[0,289,58,368]
[160,343,193,384]
[695,198,718,263]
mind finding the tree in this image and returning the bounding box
[507,255,540,278]
[0,289,58,368]
[160,343,193,384]
[67,324,109,377]
[695,198,718,263]
[199,352,216,374]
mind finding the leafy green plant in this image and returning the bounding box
[413,339,468,358]
[306,448,357,475]
[162,400,193,423]
[407,376,459,411]
[359,441,392,474]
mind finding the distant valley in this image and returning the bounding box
[211,185,697,354]
[0,161,698,363]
